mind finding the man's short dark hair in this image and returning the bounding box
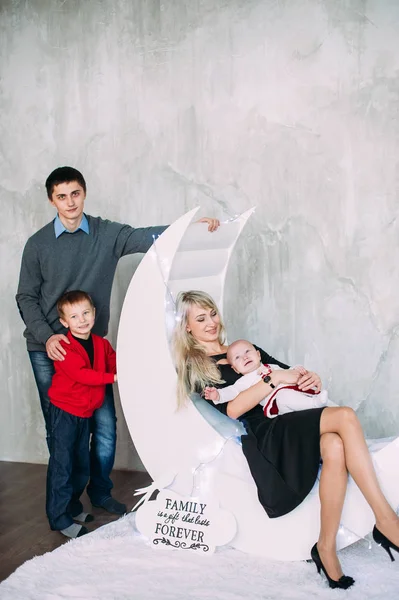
[57,290,94,317]
[45,167,86,199]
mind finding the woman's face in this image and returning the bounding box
[186,303,221,344]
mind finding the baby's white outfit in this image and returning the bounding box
[215,364,328,418]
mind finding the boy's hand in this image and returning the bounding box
[46,334,70,361]
[293,365,307,376]
[114,374,118,382]
[196,217,220,232]
[204,386,220,401]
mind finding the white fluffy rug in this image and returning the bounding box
[1,513,398,600]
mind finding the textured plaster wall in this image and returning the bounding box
[1,0,398,468]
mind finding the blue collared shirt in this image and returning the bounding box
[54,214,90,238]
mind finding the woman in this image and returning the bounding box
[173,290,399,590]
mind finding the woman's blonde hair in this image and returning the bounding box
[173,290,226,407]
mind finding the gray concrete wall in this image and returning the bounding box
[1,0,398,468]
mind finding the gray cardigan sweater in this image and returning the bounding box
[16,215,167,351]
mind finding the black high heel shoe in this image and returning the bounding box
[373,526,399,561]
[310,543,355,590]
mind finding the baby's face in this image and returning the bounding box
[228,341,261,375]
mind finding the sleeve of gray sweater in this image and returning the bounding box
[110,222,168,257]
[16,236,55,346]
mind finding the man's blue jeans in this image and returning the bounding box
[46,404,90,530]
[29,351,116,505]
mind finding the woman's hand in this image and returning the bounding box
[297,370,322,393]
[273,368,301,386]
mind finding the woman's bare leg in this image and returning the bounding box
[317,433,348,580]
[320,407,399,545]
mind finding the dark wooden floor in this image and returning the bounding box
[0,461,151,583]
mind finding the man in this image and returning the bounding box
[16,166,219,515]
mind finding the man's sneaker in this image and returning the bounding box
[92,497,127,515]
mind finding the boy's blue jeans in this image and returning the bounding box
[46,404,90,530]
[29,351,116,505]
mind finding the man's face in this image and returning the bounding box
[49,181,86,225]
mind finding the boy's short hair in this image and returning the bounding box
[45,166,86,198]
[57,290,94,317]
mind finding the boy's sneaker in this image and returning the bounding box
[73,512,94,523]
[60,524,89,539]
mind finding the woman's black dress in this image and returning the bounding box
[208,346,325,518]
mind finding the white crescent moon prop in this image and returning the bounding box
[117,208,399,561]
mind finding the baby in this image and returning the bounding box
[205,339,328,418]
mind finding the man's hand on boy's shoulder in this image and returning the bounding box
[195,217,220,232]
[46,334,70,361]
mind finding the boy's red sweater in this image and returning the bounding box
[48,331,116,418]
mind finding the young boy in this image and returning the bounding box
[46,290,117,538]
[205,339,327,418]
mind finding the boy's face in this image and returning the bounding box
[49,181,86,225]
[59,299,95,340]
[228,341,261,375]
